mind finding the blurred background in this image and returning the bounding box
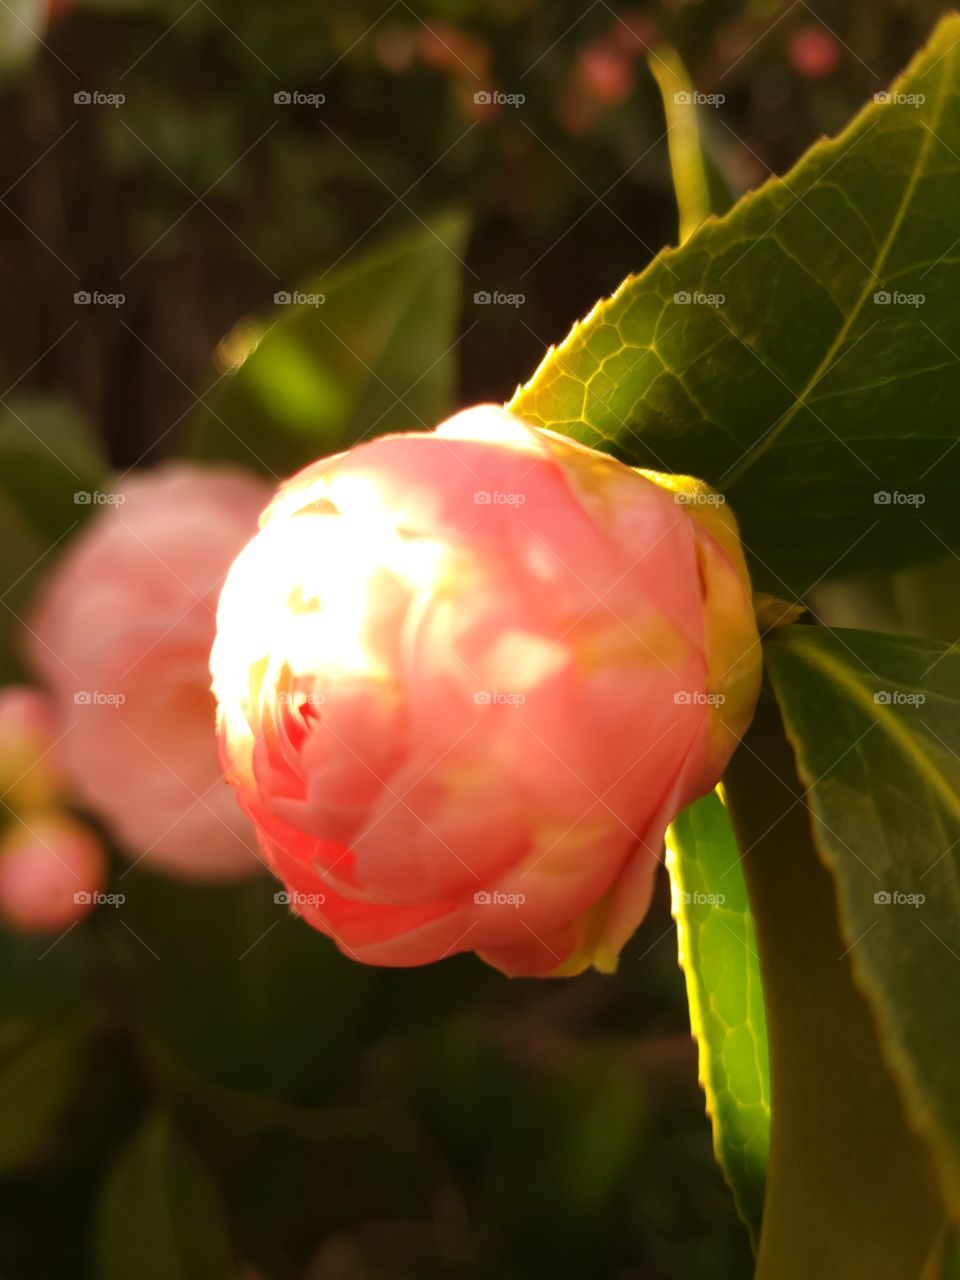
[0,1,951,1276]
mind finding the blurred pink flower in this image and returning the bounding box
[576,37,636,105]
[29,465,271,881]
[0,812,106,933]
[212,407,761,976]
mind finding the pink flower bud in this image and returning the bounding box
[0,685,62,813]
[0,812,106,933]
[211,407,761,976]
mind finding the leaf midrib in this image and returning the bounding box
[724,43,954,488]
[775,631,960,827]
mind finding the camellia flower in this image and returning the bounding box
[211,406,761,976]
[29,466,271,881]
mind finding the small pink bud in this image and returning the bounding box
[0,685,62,813]
[211,407,761,977]
[0,812,107,933]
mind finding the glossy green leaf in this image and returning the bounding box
[765,624,960,1217]
[97,1112,237,1280]
[511,16,960,594]
[190,214,468,477]
[666,789,769,1244]
[725,693,947,1279]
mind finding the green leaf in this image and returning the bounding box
[97,1112,237,1280]
[928,1227,960,1280]
[0,396,106,544]
[0,398,105,679]
[190,213,469,477]
[511,15,960,594]
[764,624,960,1218]
[0,1017,89,1171]
[724,692,947,1278]
[666,789,769,1244]
[0,494,44,681]
[941,1231,960,1279]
